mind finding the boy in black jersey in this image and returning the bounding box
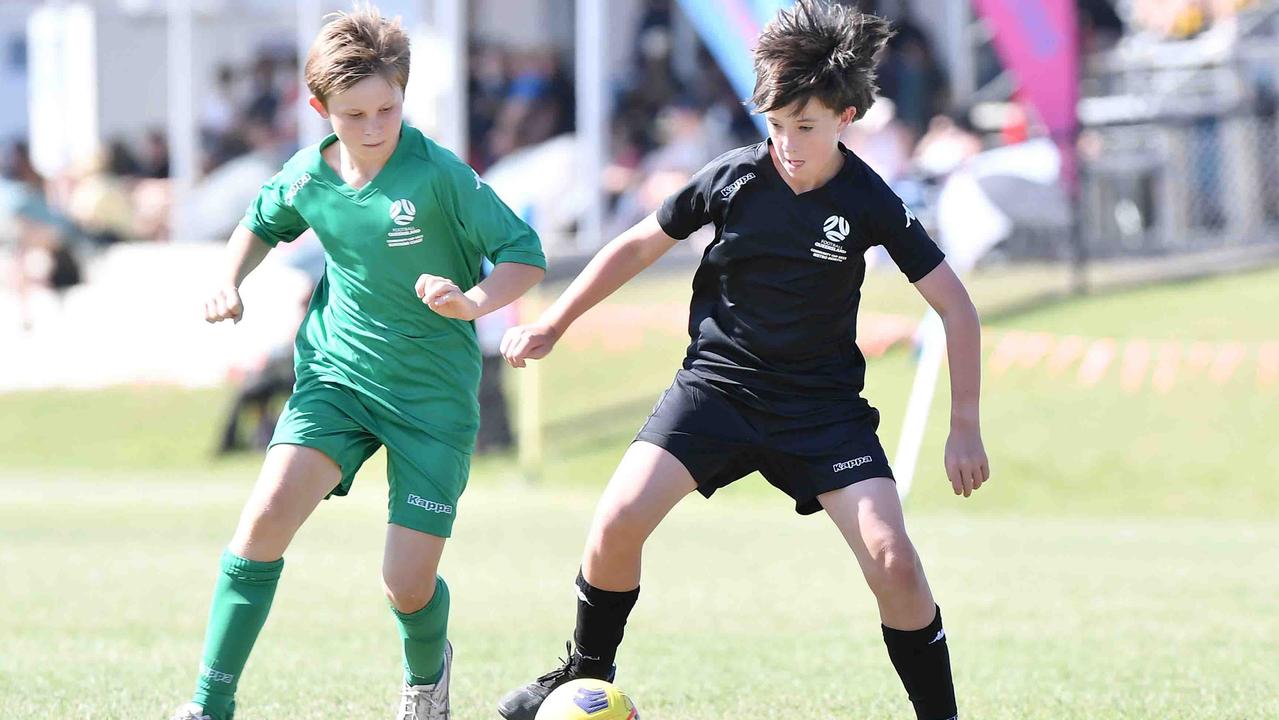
[497,2,988,718]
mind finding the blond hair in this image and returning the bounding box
[304,4,410,106]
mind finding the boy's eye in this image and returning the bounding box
[799,126,813,131]
[348,112,363,118]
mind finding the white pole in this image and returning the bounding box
[166,0,197,242]
[296,0,327,146]
[892,309,946,501]
[575,0,606,248]
[945,0,975,104]
[433,0,466,156]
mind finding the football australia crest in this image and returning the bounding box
[387,198,423,246]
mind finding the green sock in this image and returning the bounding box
[191,549,284,720]
[393,576,450,686]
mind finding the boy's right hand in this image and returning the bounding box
[501,323,560,368]
[204,286,244,324]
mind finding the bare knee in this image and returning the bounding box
[586,505,650,561]
[864,533,926,596]
[230,452,335,559]
[384,571,438,614]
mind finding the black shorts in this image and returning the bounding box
[635,370,895,515]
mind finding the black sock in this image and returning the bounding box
[572,569,639,673]
[882,605,958,720]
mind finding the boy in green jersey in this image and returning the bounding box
[172,7,545,720]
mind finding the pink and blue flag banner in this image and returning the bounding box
[971,0,1080,182]
[675,0,794,134]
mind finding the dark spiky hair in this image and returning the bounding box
[750,0,894,120]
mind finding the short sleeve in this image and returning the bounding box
[656,160,719,240]
[440,161,546,270]
[865,170,945,282]
[240,170,310,247]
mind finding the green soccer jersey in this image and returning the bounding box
[241,123,545,452]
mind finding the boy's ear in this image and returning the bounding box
[841,106,857,127]
[308,96,329,118]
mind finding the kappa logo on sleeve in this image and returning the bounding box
[284,173,312,206]
[903,200,918,228]
[719,172,756,199]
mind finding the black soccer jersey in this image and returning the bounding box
[656,139,945,416]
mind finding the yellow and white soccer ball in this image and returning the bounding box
[535,679,639,720]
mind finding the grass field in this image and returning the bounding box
[2,264,1278,718]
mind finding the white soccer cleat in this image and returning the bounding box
[397,641,452,720]
[169,703,213,720]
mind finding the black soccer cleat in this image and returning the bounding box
[496,642,616,720]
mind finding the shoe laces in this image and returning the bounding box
[398,684,448,720]
[171,705,212,720]
[533,641,579,688]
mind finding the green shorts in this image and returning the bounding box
[269,380,471,537]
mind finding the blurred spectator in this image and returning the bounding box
[493,49,575,159]
[1078,0,1125,52]
[244,55,282,135]
[605,95,721,237]
[877,0,947,138]
[140,128,171,179]
[1130,0,1259,39]
[202,64,240,145]
[188,117,287,243]
[107,139,142,178]
[913,110,983,181]
[66,149,135,246]
[1,142,83,330]
[467,43,511,172]
[131,179,172,242]
[843,97,914,185]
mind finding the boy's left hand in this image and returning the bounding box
[416,274,479,321]
[944,423,989,497]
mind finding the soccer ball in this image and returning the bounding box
[535,679,639,720]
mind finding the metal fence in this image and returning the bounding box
[1081,111,1279,260]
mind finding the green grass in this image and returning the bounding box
[2,264,1278,718]
[1,474,1276,719]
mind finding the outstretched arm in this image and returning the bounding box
[501,212,678,367]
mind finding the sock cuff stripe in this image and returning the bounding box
[881,605,944,640]
[576,569,640,603]
[392,576,450,621]
[220,548,284,580]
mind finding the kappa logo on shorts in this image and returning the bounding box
[832,455,873,473]
[406,494,453,514]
